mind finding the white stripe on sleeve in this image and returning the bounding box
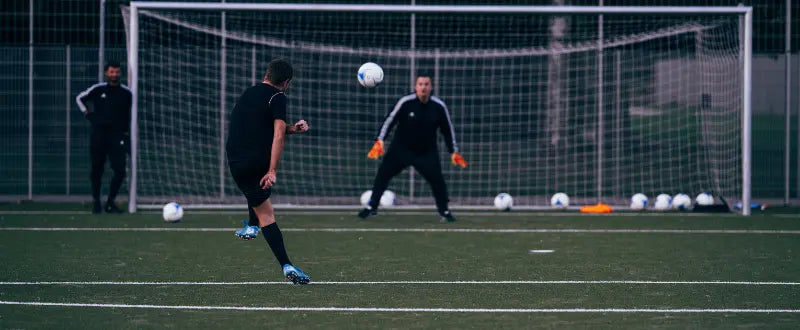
[431,96,458,153]
[75,82,106,114]
[378,94,416,140]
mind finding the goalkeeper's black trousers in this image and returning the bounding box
[89,125,128,204]
[368,148,450,215]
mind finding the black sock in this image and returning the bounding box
[261,223,292,267]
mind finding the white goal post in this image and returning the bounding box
[125,2,752,214]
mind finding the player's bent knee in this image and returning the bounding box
[252,201,276,227]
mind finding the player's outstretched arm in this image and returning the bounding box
[369,97,405,159]
[286,119,309,135]
[261,119,287,189]
[435,100,464,168]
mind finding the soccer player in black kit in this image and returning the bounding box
[76,62,132,214]
[226,58,311,284]
[359,74,467,222]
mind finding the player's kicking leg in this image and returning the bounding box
[252,199,310,284]
[229,160,310,284]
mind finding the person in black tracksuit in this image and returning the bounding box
[359,74,467,222]
[75,62,132,214]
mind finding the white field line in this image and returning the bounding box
[1,227,800,234]
[0,301,797,313]
[1,280,798,285]
[0,211,93,215]
[529,250,555,253]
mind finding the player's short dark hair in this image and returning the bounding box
[265,58,294,85]
[104,61,121,71]
[415,72,434,83]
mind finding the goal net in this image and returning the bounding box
[123,3,751,211]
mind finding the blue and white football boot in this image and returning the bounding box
[234,220,259,240]
[282,264,311,285]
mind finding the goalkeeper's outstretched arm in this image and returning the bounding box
[431,97,466,168]
[432,97,459,155]
[368,94,416,159]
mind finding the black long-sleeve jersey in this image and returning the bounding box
[75,82,132,132]
[376,94,459,154]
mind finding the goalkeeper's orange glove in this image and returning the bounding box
[451,152,467,168]
[367,140,385,159]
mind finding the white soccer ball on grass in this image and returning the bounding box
[493,193,513,211]
[695,192,714,206]
[654,194,672,211]
[360,190,396,207]
[630,193,648,210]
[380,190,396,207]
[672,193,692,211]
[162,202,183,223]
[357,62,384,87]
[550,192,569,209]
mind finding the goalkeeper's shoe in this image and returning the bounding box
[358,207,377,219]
[234,220,259,240]
[282,264,311,284]
[104,202,124,214]
[440,210,457,223]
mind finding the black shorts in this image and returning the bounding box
[229,159,272,207]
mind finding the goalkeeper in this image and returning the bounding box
[359,74,467,222]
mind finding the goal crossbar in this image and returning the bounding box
[130,2,750,15]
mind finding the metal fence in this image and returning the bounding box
[2,1,798,51]
[0,45,128,200]
[0,0,797,204]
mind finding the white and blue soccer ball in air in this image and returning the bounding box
[630,193,648,210]
[550,192,569,209]
[162,202,183,223]
[493,193,513,211]
[357,62,384,87]
[360,190,396,207]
